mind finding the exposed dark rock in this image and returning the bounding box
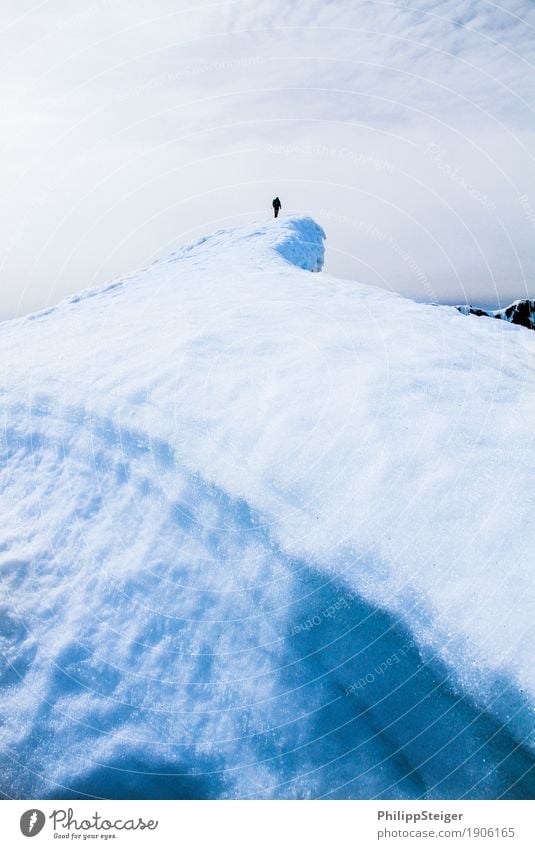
[456,299,535,331]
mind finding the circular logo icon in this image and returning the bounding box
[20,810,46,837]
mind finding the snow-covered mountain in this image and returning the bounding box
[456,300,535,331]
[0,217,534,800]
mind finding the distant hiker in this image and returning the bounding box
[272,197,281,218]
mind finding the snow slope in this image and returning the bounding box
[456,299,535,332]
[0,217,534,799]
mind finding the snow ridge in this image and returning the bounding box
[167,215,325,272]
[0,217,534,800]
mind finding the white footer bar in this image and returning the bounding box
[2,799,534,848]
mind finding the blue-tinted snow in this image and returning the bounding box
[0,217,534,799]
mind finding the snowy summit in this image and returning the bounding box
[0,216,534,799]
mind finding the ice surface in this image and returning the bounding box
[0,216,534,798]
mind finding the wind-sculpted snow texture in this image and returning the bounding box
[0,217,534,799]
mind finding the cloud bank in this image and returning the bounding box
[1,0,534,318]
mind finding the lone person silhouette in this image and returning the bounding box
[272,197,281,218]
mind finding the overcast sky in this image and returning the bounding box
[1,0,534,319]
